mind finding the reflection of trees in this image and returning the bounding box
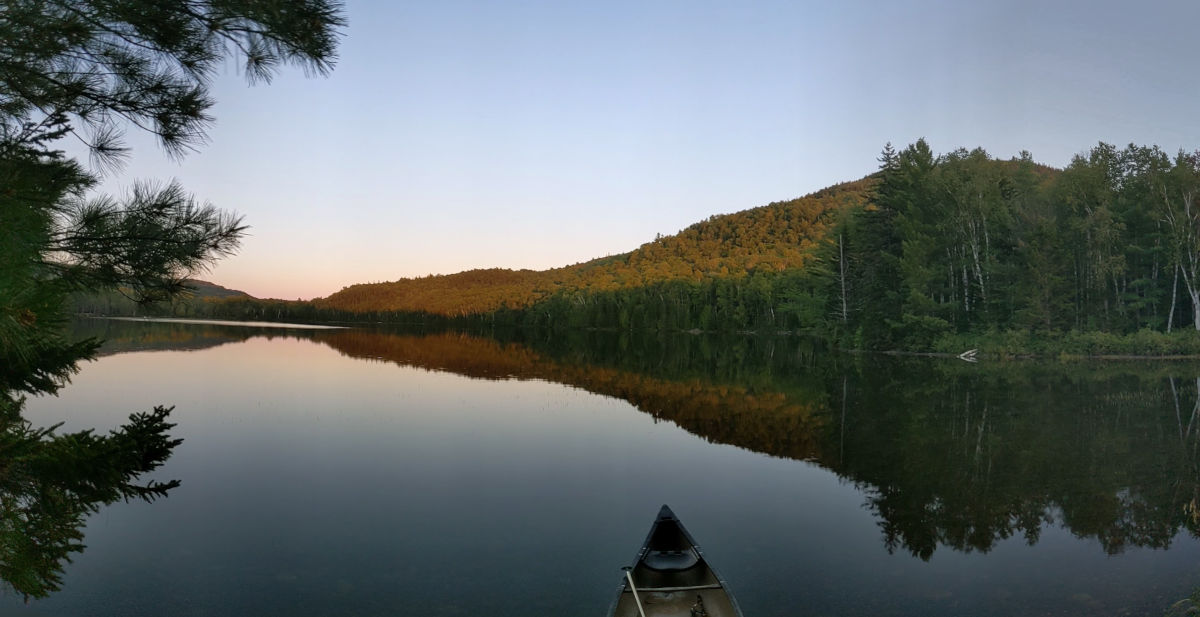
[315,330,832,461]
[1169,378,1200,539]
[841,360,1200,559]
[0,320,216,599]
[75,322,1200,565]
[0,400,181,599]
[74,317,320,356]
[0,318,330,598]
[311,329,1200,561]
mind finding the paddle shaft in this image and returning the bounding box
[624,570,648,617]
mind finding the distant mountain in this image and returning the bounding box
[185,279,252,300]
[70,279,252,316]
[316,178,875,315]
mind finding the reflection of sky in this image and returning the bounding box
[11,335,1200,616]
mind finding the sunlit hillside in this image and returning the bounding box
[316,178,875,315]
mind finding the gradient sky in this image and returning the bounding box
[86,0,1200,300]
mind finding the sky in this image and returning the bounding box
[85,0,1200,300]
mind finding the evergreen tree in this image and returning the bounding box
[846,144,906,348]
[2,0,345,393]
[0,0,344,598]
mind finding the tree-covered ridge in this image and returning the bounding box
[316,140,1200,354]
[315,179,874,315]
[315,267,549,316]
[69,279,250,316]
[184,280,250,299]
[87,140,1200,356]
[622,178,873,279]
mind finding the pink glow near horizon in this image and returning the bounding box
[98,2,1200,301]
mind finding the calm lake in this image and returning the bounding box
[5,318,1200,616]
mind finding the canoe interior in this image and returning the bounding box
[609,505,743,617]
[612,587,740,617]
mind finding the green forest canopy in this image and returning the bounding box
[161,140,1200,353]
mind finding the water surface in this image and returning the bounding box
[5,319,1200,616]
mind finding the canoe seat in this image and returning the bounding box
[643,548,699,571]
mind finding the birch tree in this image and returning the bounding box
[1155,151,1200,330]
[1055,145,1126,328]
[937,148,1007,323]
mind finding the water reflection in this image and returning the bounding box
[75,319,1200,564]
[74,316,331,356]
[0,404,181,600]
[308,328,1200,561]
[17,319,1198,614]
[847,362,1200,560]
[0,318,206,600]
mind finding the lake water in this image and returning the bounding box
[5,318,1200,616]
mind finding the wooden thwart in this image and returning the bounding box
[625,583,724,593]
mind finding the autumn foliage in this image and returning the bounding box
[315,179,874,315]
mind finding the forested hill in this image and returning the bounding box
[186,280,252,299]
[149,140,1200,353]
[71,279,251,315]
[316,178,874,315]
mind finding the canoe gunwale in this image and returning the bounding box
[606,504,745,617]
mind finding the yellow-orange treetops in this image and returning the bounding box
[317,178,875,315]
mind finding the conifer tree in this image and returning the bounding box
[0,0,344,598]
[2,0,344,394]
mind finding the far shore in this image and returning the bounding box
[99,316,346,330]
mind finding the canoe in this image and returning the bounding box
[608,505,745,617]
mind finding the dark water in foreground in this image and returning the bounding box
[5,318,1200,616]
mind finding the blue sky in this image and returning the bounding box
[92,0,1200,299]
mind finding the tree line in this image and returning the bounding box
[511,140,1200,351]
[308,179,872,315]
[839,140,1200,349]
[74,140,1200,353]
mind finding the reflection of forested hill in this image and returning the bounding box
[313,330,1200,560]
[74,318,323,356]
[77,320,1200,560]
[314,330,831,462]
